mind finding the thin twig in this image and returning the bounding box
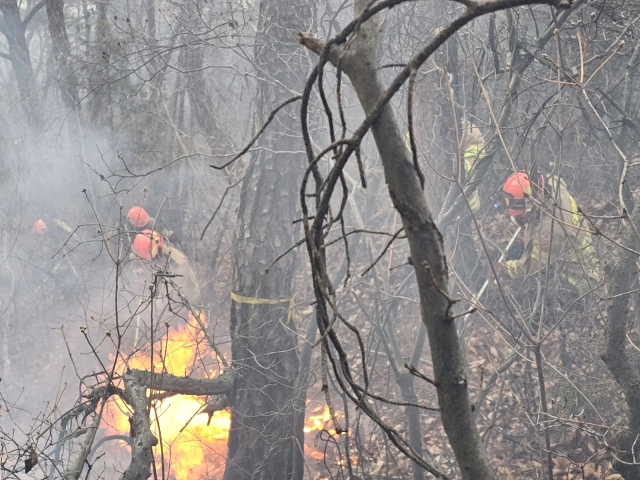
[210,96,301,170]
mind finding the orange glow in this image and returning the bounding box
[304,404,332,434]
[303,403,355,466]
[307,447,325,460]
[304,404,350,436]
[337,456,359,466]
[101,313,351,477]
[188,310,206,326]
[103,313,230,480]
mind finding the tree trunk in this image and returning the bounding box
[0,0,38,121]
[342,5,496,476]
[183,44,225,155]
[602,207,640,479]
[46,0,79,115]
[122,370,156,480]
[222,0,311,478]
[298,1,498,477]
[291,316,317,480]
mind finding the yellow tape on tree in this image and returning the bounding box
[230,291,296,323]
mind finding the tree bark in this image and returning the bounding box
[602,207,640,479]
[0,0,39,121]
[183,45,225,156]
[299,1,499,477]
[222,0,311,478]
[129,369,234,396]
[45,0,79,116]
[122,370,157,480]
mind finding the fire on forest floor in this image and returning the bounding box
[100,313,351,479]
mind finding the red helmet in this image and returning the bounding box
[33,219,47,235]
[502,172,544,216]
[128,207,149,228]
[133,230,163,260]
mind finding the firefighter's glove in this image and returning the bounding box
[505,237,525,261]
[505,260,519,278]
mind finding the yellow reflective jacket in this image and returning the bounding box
[407,129,483,213]
[128,240,201,303]
[507,176,599,291]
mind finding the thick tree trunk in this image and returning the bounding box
[0,0,38,120]
[46,0,79,115]
[602,207,640,479]
[222,0,311,478]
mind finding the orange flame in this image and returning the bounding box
[304,403,351,436]
[303,403,355,467]
[103,312,230,480]
[304,404,333,434]
[101,311,351,477]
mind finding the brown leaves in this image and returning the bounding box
[553,457,622,479]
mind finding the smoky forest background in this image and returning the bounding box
[4,0,640,478]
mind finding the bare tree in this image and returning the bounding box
[296,0,575,477]
[45,0,80,122]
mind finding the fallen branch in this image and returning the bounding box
[129,369,234,396]
[122,370,157,480]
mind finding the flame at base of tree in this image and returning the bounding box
[99,312,352,478]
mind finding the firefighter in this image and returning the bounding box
[127,206,183,249]
[33,219,47,235]
[132,229,164,261]
[131,229,201,302]
[31,218,76,276]
[501,171,599,292]
[32,218,74,240]
[461,122,485,213]
[432,122,488,289]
